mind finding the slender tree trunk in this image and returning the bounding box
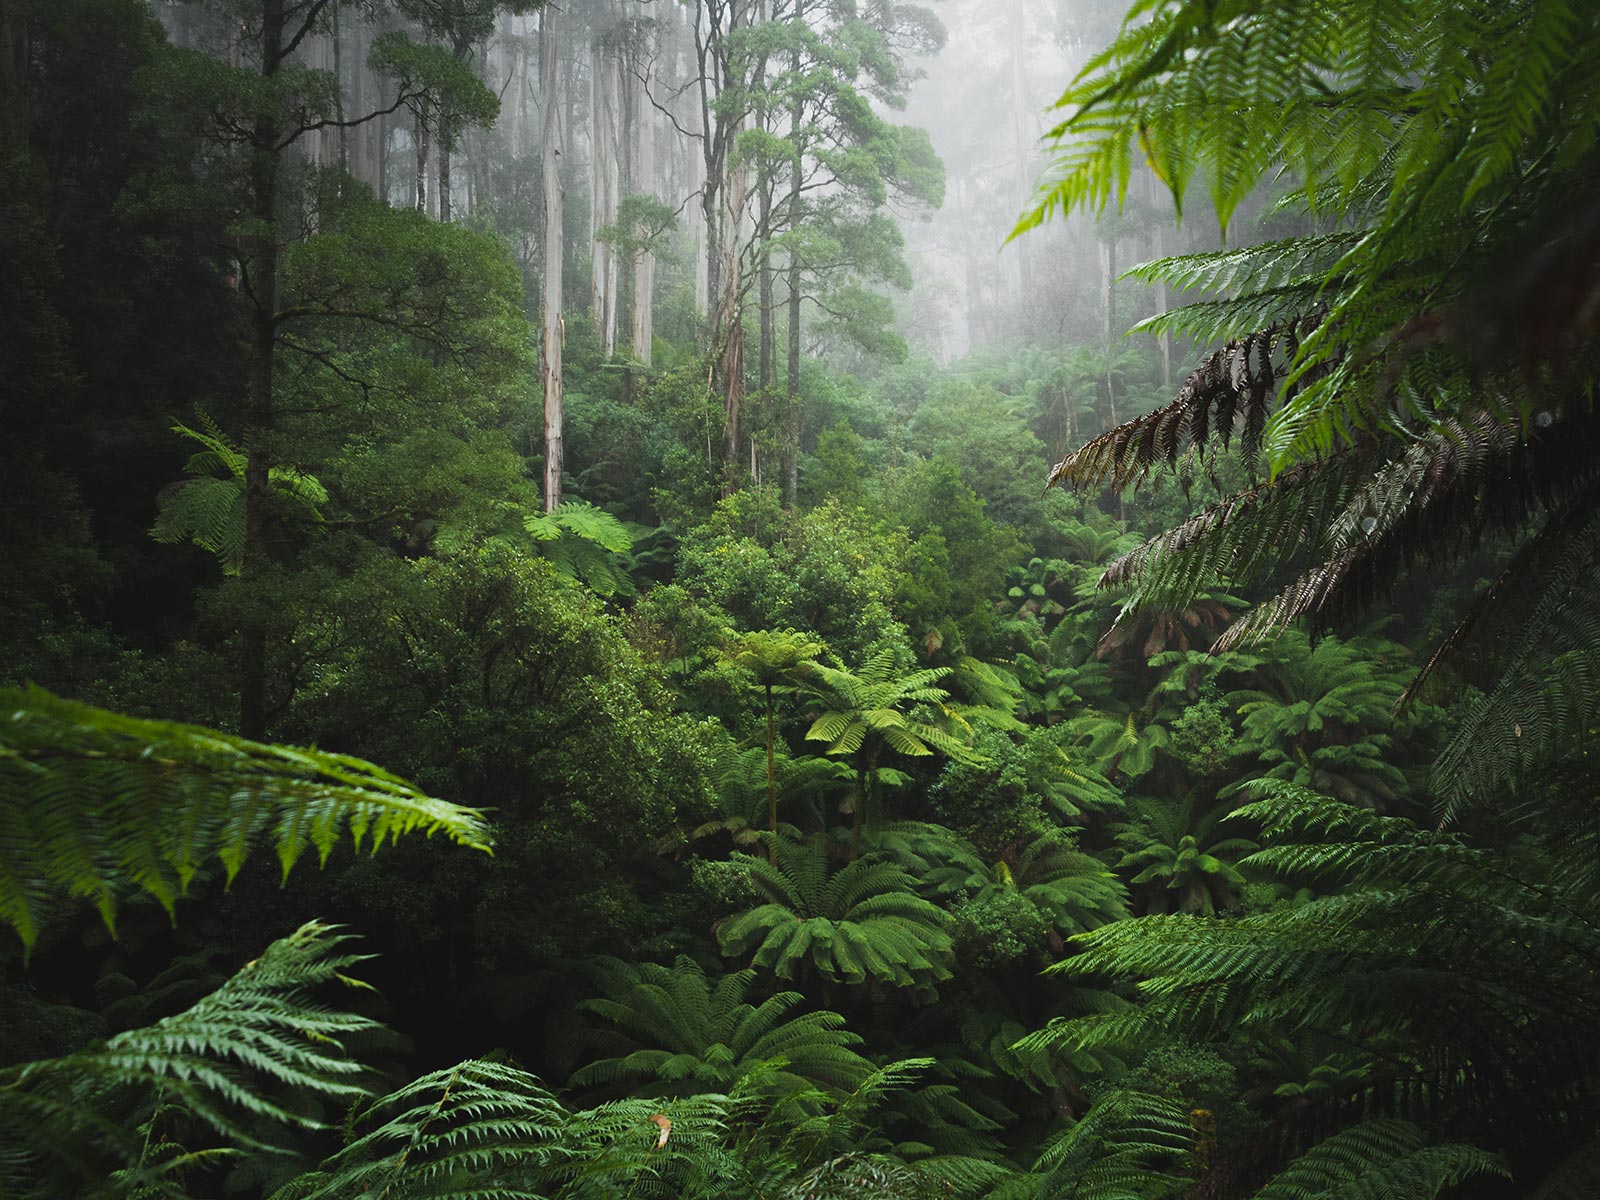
[718,155,747,481]
[541,5,564,513]
[631,15,656,366]
[439,128,453,222]
[332,0,347,172]
[783,46,803,508]
[758,183,773,392]
[239,0,288,740]
[415,114,429,213]
[1099,234,1116,347]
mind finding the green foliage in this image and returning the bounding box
[151,419,327,576]
[926,830,1127,966]
[718,834,954,988]
[1250,1120,1503,1200]
[1113,794,1254,916]
[525,500,636,597]
[0,685,488,951]
[998,1089,1193,1200]
[281,1059,696,1200]
[804,649,975,765]
[570,956,873,1099]
[1,922,379,1197]
[368,30,499,140]
[1034,782,1600,1148]
[1028,1,1600,816]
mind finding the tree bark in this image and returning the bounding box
[414,113,429,213]
[541,4,564,513]
[439,130,453,222]
[630,11,655,366]
[782,20,804,506]
[758,182,773,392]
[239,0,289,740]
[332,0,347,172]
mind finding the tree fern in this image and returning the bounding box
[1025,783,1600,1147]
[524,499,636,597]
[151,417,326,575]
[718,834,955,989]
[277,1060,574,1199]
[569,955,874,1099]
[0,686,490,950]
[1249,1119,1502,1200]
[1027,0,1600,814]
[1,922,380,1197]
[992,1088,1192,1200]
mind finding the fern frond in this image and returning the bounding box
[1,923,379,1194]
[1252,1119,1503,1200]
[0,686,490,950]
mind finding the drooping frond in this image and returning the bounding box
[280,1060,571,1199]
[1,922,378,1194]
[150,475,248,574]
[570,955,873,1099]
[1001,1089,1191,1200]
[0,686,491,950]
[525,499,636,596]
[1424,498,1600,816]
[1028,3,1600,780]
[1250,1120,1503,1200]
[151,419,326,575]
[1027,783,1600,1137]
[1046,322,1302,494]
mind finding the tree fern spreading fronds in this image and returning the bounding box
[151,417,326,575]
[1249,1119,1502,1200]
[0,686,490,950]
[993,1089,1191,1200]
[280,1060,572,1199]
[525,499,636,597]
[718,834,954,988]
[284,1058,742,1200]
[1028,0,1600,806]
[1024,783,1600,1146]
[1,923,379,1196]
[569,955,874,1099]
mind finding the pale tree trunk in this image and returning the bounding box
[782,14,804,507]
[589,10,621,355]
[758,183,773,392]
[754,0,774,396]
[718,145,748,479]
[631,12,656,366]
[541,5,565,513]
[1099,233,1116,348]
[415,115,429,213]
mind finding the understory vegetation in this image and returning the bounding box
[1,0,1597,1197]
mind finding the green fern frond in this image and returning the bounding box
[525,500,636,595]
[0,686,491,951]
[1,922,379,1194]
[1252,1119,1503,1200]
